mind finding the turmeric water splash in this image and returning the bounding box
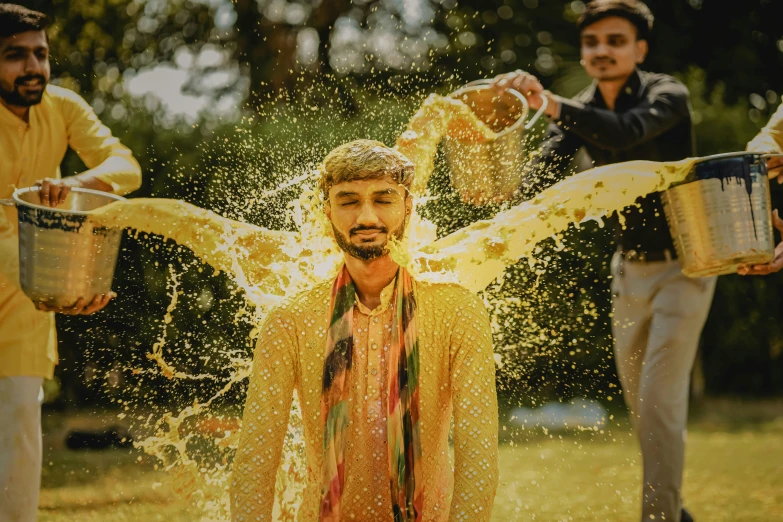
[94,94,693,296]
[89,92,694,520]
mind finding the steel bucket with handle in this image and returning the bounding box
[0,187,125,307]
[661,152,779,277]
[444,79,548,204]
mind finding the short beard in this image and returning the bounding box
[332,222,406,261]
[0,75,47,107]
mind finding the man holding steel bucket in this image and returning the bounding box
[492,1,712,521]
[0,4,141,521]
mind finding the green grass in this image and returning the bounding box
[38,403,783,521]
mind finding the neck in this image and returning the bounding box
[0,98,30,122]
[344,253,399,311]
[596,73,632,111]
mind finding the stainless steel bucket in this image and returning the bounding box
[3,187,125,307]
[445,79,548,203]
[661,152,776,277]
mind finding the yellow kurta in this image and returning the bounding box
[231,278,499,521]
[0,85,142,379]
[747,103,783,153]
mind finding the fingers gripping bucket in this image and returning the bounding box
[10,187,125,307]
[661,152,776,277]
[444,79,548,202]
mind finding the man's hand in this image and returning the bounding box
[34,175,114,208]
[36,293,115,315]
[738,209,783,276]
[767,155,783,184]
[490,70,560,118]
[34,177,84,208]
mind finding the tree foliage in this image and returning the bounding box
[12,0,783,404]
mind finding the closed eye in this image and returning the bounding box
[608,35,628,47]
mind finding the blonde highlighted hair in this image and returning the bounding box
[319,139,414,200]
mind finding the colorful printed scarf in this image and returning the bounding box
[320,265,423,522]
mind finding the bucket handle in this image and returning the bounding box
[459,79,549,130]
[0,199,14,207]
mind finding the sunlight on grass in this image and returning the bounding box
[38,411,783,522]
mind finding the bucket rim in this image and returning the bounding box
[694,151,765,164]
[449,80,528,138]
[12,186,126,215]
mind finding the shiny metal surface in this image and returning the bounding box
[12,187,125,307]
[445,80,547,203]
[662,158,775,277]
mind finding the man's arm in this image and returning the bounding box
[449,293,498,522]
[748,102,783,154]
[230,308,298,521]
[555,77,691,151]
[747,102,783,184]
[38,89,142,207]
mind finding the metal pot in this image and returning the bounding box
[661,152,778,277]
[444,79,548,203]
[0,187,125,307]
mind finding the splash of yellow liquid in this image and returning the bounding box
[406,159,694,292]
[95,94,693,296]
[88,92,694,520]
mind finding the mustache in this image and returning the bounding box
[15,74,46,87]
[350,225,387,235]
[590,57,616,66]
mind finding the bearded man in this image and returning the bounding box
[230,139,498,521]
[0,5,141,521]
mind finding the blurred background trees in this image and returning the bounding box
[16,0,783,408]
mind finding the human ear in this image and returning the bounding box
[324,200,332,220]
[635,39,648,64]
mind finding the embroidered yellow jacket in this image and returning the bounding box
[231,278,498,521]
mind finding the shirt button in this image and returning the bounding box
[371,343,378,350]
[370,368,377,376]
[373,317,379,323]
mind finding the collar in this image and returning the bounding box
[354,277,396,317]
[586,68,644,109]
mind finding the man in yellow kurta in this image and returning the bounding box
[0,5,141,521]
[230,140,498,521]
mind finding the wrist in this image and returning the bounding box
[62,176,86,188]
[542,92,560,119]
[72,174,113,192]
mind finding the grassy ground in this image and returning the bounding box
[38,400,783,522]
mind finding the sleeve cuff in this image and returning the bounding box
[555,97,587,126]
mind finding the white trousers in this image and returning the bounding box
[0,376,43,522]
[610,253,716,522]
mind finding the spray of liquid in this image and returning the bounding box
[89,92,694,520]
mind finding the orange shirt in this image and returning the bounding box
[0,84,141,378]
[231,278,498,521]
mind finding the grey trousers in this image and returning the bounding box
[0,376,43,522]
[610,253,716,522]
